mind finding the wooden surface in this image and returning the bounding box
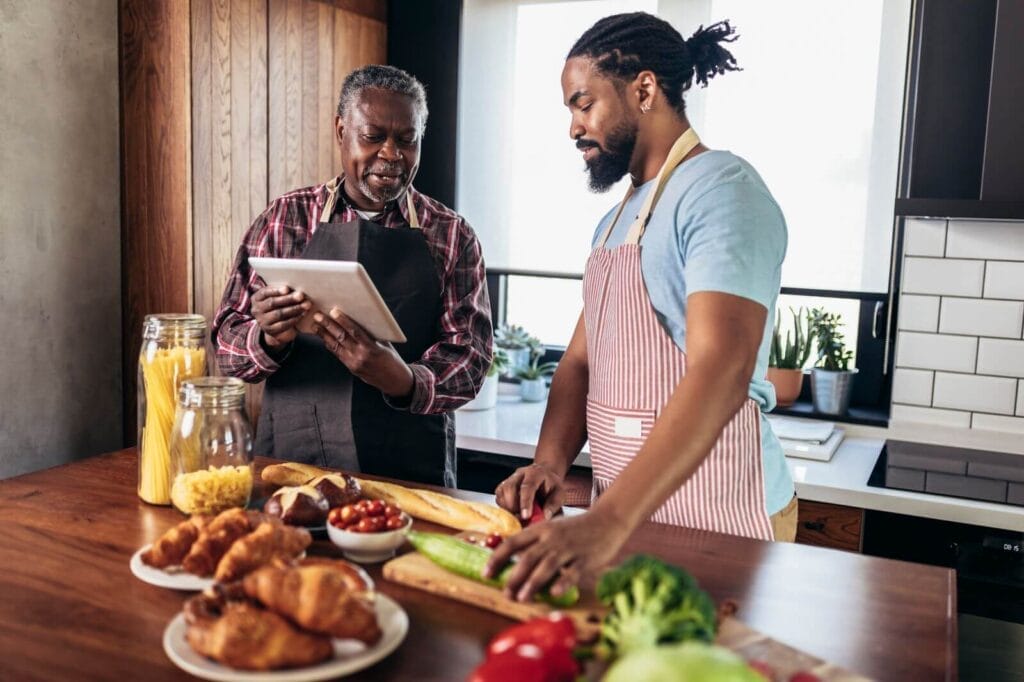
[119,0,194,440]
[796,500,864,553]
[0,451,957,681]
[382,536,607,642]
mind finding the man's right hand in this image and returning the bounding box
[251,285,310,349]
[495,462,566,523]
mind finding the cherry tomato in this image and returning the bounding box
[339,504,361,525]
[385,515,406,530]
[528,502,546,526]
[365,499,386,517]
[384,504,402,518]
[484,533,502,549]
[327,507,345,527]
[354,517,377,533]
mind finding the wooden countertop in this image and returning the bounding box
[0,450,957,681]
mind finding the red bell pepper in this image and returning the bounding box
[529,501,547,526]
[469,614,579,682]
[468,643,578,682]
[487,613,576,657]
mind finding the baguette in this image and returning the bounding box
[355,478,521,537]
[259,462,522,536]
[261,462,334,487]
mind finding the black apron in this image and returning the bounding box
[254,180,455,487]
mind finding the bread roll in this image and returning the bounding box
[263,485,329,526]
[355,478,521,537]
[310,473,361,508]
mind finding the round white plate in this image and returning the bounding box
[162,593,409,681]
[130,545,213,591]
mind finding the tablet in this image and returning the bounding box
[249,257,406,343]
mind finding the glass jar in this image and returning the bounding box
[137,314,208,505]
[168,376,254,515]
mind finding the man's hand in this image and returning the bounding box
[483,509,628,603]
[252,285,310,349]
[312,308,414,398]
[494,462,566,522]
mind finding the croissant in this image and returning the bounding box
[243,564,381,644]
[186,600,332,670]
[214,522,312,583]
[142,515,210,568]
[182,508,253,577]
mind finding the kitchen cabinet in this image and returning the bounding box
[796,500,864,553]
[897,0,1024,219]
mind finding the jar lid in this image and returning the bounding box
[178,376,246,408]
[143,313,207,340]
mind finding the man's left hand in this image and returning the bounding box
[312,308,414,399]
[483,509,629,603]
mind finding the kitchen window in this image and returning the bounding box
[458,0,914,424]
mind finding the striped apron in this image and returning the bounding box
[584,128,774,540]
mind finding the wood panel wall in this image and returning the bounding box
[122,0,386,442]
[119,0,194,439]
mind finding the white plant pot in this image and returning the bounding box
[519,378,548,402]
[460,374,499,411]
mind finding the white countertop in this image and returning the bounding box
[456,384,1024,532]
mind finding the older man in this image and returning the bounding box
[213,65,492,487]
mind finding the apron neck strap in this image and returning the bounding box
[405,190,420,229]
[318,176,421,229]
[595,128,701,248]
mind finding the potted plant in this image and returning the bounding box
[516,348,558,402]
[460,349,508,411]
[808,308,857,415]
[767,307,815,407]
[494,324,537,377]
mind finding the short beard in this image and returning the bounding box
[583,120,637,192]
[357,175,406,205]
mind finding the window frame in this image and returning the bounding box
[487,216,904,428]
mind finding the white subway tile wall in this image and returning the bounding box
[984,261,1024,299]
[893,219,1024,435]
[938,298,1024,338]
[903,218,947,256]
[898,294,940,332]
[902,257,985,297]
[891,368,933,405]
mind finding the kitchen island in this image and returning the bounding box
[0,450,956,681]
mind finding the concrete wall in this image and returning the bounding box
[0,0,123,478]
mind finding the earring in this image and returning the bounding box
[640,101,652,114]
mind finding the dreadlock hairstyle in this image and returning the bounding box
[567,12,740,116]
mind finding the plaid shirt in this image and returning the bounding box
[212,177,493,415]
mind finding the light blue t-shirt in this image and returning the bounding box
[592,150,794,516]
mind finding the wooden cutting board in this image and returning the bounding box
[382,546,608,642]
[384,540,872,680]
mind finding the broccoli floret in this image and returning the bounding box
[596,555,717,659]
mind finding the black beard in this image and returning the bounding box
[582,120,637,192]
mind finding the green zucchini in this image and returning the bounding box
[406,530,580,607]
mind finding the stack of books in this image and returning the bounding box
[767,417,845,462]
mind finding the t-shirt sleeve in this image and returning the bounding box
[678,182,787,309]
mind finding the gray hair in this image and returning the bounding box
[337,64,428,131]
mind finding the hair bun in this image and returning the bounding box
[685,20,741,87]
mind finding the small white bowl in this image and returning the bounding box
[326,513,412,563]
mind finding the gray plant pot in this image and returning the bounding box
[519,377,547,402]
[810,368,858,415]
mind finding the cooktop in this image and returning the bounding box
[868,439,1024,506]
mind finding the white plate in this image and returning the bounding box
[130,546,313,592]
[162,593,409,681]
[130,545,213,591]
